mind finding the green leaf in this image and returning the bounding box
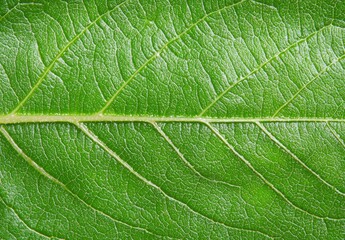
[1,0,344,239]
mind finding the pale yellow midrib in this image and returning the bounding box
[0,114,344,124]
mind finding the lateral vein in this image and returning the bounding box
[204,122,344,221]
[326,122,345,149]
[199,24,334,116]
[75,122,274,239]
[0,126,164,238]
[256,122,345,196]
[9,0,129,114]
[272,53,345,117]
[98,0,246,114]
[0,196,62,239]
[150,121,240,189]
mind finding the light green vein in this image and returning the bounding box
[76,122,274,239]
[204,122,344,221]
[326,122,345,149]
[199,24,333,116]
[0,196,60,239]
[272,53,345,117]
[0,2,42,22]
[98,0,246,114]
[1,115,345,124]
[0,126,166,238]
[0,2,19,22]
[150,121,241,189]
[256,121,345,196]
[9,0,129,114]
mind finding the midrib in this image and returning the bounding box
[0,115,344,124]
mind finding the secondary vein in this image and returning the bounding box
[9,0,129,114]
[0,126,164,238]
[0,196,61,239]
[204,122,344,221]
[199,24,333,116]
[75,122,274,239]
[98,0,246,114]
[150,121,241,189]
[256,122,345,196]
[272,53,345,117]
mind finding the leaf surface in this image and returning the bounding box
[0,0,345,239]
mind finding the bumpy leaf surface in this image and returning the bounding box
[0,0,345,239]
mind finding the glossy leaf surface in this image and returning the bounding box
[1,0,345,239]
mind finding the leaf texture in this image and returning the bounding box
[0,0,345,239]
